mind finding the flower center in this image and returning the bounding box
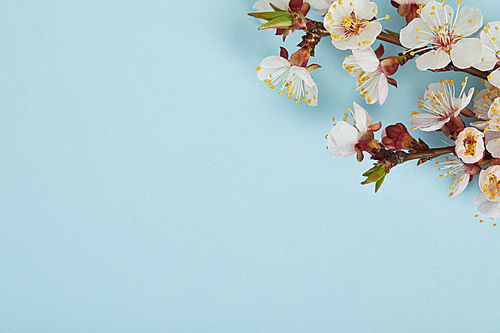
[463,131,478,156]
[432,31,460,53]
[341,13,365,35]
[482,174,500,200]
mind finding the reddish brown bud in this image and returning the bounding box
[381,123,417,150]
[380,57,399,76]
[490,159,500,166]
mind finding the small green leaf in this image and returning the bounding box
[361,164,388,193]
[248,11,291,21]
[258,15,294,30]
[362,165,380,177]
[375,176,386,193]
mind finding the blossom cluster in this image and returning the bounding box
[249,0,500,224]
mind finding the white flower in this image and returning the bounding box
[455,127,485,164]
[471,81,500,130]
[327,102,372,157]
[399,0,483,71]
[436,155,472,197]
[410,78,474,131]
[343,47,389,105]
[472,22,500,89]
[323,0,385,50]
[256,55,319,106]
[474,166,500,219]
[478,97,500,158]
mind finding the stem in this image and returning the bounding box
[399,146,454,163]
[371,146,454,166]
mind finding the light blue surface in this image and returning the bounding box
[1,0,500,331]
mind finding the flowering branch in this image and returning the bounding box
[250,0,500,222]
[313,21,490,80]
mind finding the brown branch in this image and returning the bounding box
[371,146,454,166]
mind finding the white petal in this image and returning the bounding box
[487,97,500,119]
[342,55,362,78]
[415,49,450,71]
[450,172,470,197]
[473,192,486,207]
[309,0,333,15]
[327,122,358,157]
[486,139,500,158]
[400,17,433,49]
[419,1,454,32]
[455,87,475,116]
[453,5,483,37]
[450,38,482,69]
[378,74,389,105]
[410,113,447,131]
[353,0,377,20]
[473,26,500,71]
[478,200,500,218]
[257,56,290,81]
[352,47,379,72]
[356,21,382,50]
[488,69,500,89]
[353,101,372,134]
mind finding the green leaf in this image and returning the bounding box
[375,176,386,193]
[248,11,291,21]
[361,164,388,193]
[362,165,381,177]
[258,15,294,30]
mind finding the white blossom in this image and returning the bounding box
[342,48,389,105]
[323,0,385,50]
[256,56,319,106]
[399,0,483,71]
[410,78,474,131]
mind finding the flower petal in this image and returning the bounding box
[488,69,500,89]
[257,56,290,81]
[478,200,500,218]
[378,74,389,105]
[410,113,447,131]
[453,5,483,37]
[450,38,482,69]
[353,101,372,134]
[415,49,450,71]
[449,172,470,197]
[352,47,379,72]
[353,0,377,20]
[327,122,359,157]
[356,21,382,50]
[400,17,433,49]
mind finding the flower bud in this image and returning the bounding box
[382,123,417,150]
[380,57,399,76]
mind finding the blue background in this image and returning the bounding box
[1,0,500,332]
